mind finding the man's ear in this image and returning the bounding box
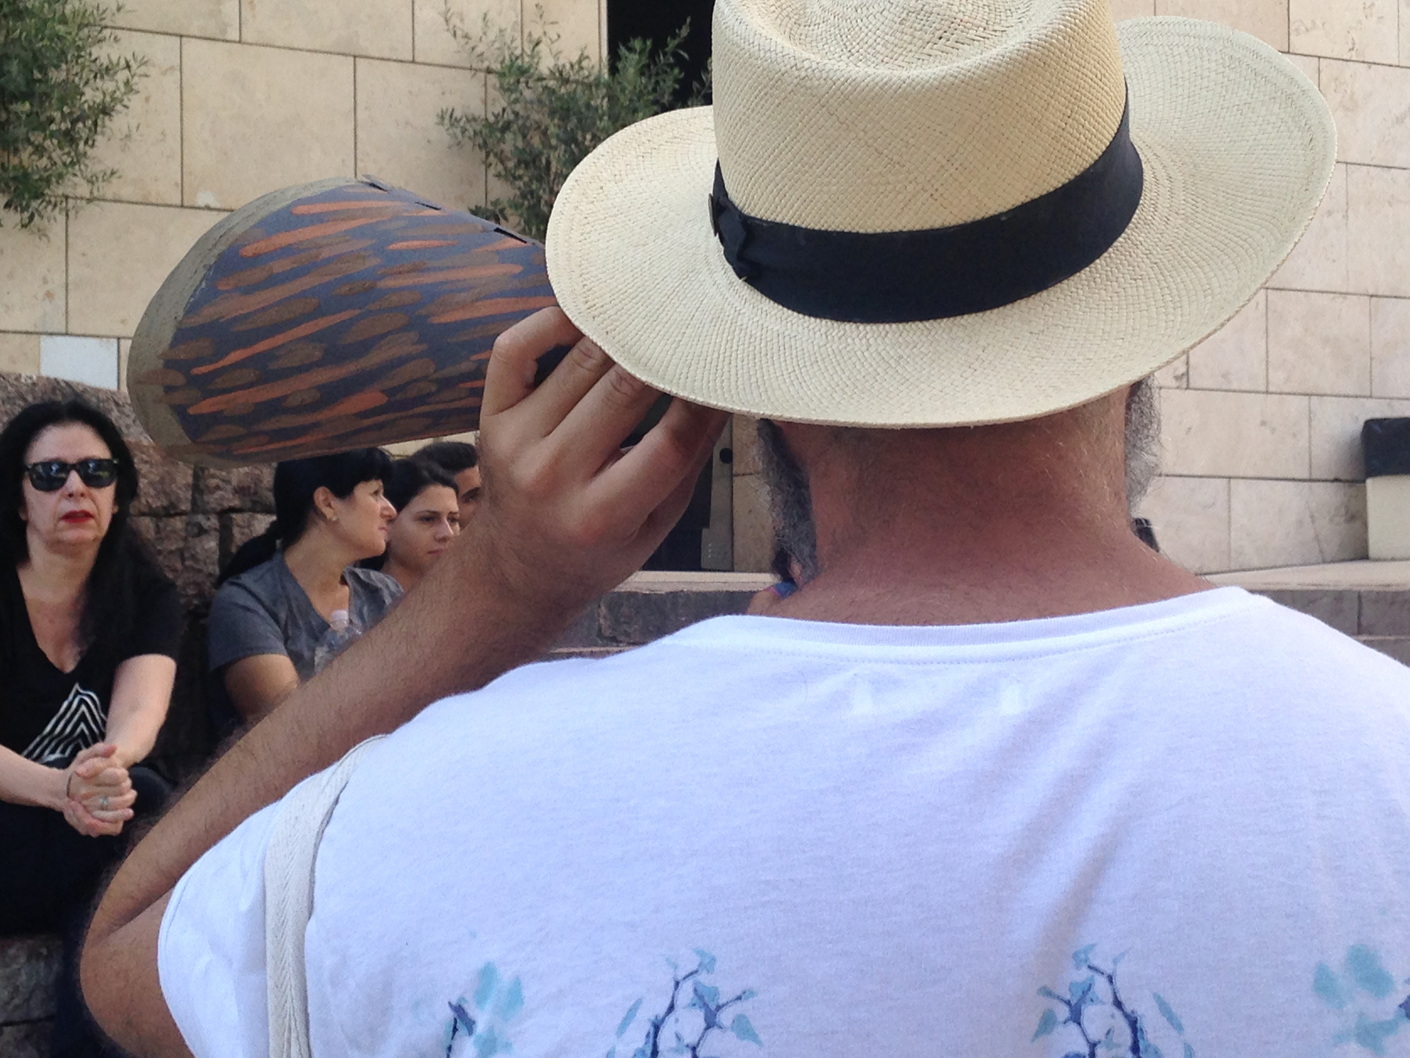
[311,485,339,522]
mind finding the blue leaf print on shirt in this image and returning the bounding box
[443,963,525,1058]
[609,951,761,1058]
[1033,945,1192,1058]
[1314,947,1410,1054]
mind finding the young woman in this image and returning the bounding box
[379,458,461,592]
[0,399,181,1057]
[207,450,399,727]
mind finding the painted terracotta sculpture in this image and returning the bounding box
[128,177,557,467]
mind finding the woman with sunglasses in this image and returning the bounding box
[207,450,400,731]
[0,399,181,1057]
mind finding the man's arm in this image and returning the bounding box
[80,308,727,1057]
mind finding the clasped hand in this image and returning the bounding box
[62,742,136,837]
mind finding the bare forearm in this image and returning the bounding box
[0,744,66,809]
[105,656,177,769]
[85,526,575,947]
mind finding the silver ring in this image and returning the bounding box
[99,796,109,810]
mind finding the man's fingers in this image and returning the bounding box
[482,308,582,418]
[526,338,624,434]
[552,365,664,473]
[589,400,728,532]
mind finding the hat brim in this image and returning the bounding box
[545,17,1335,427]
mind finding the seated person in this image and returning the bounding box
[377,458,460,592]
[0,399,179,1058]
[207,450,399,726]
[415,440,481,526]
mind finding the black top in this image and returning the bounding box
[0,560,182,767]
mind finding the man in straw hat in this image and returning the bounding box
[83,1,1410,1054]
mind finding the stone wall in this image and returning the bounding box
[0,0,605,388]
[1108,0,1410,573]
[3,0,1409,575]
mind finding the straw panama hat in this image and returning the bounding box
[545,0,1336,427]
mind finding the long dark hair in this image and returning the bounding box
[218,449,394,584]
[0,399,165,650]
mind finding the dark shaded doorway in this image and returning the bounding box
[607,0,714,102]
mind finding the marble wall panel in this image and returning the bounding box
[0,334,41,376]
[415,0,521,67]
[110,0,238,39]
[1290,0,1397,61]
[241,0,413,60]
[1154,0,1288,48]
[1267,290,1371,395]
[67,202,226,337]
[1270,163,1349,293]
[1371,297,1410,397]
[0,219,65,334]
[182,40,354,210]
[356,60,488,212]
[1321,60,1410,169]
[1347,164,1410,298]
[1230,479,1367,567]
[1159,389,1310,478]
[1187,290,1266,391]
[89,31,182,207]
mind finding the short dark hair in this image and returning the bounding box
[0,399,168,647]
[416,440,478,474]
[385,457,457,512]
[218,448,394,584]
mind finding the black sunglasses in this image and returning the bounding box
[23,458,121,492]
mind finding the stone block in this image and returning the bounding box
[242,0,413,58]
[598,587,754,645]
[110,0,238,38]
[1371,297,1410,397]
[732,472,774,573]
[1347,164,1410,298]
[1153,352,1188,389]
[1271,163,1348,293]
[196,464,275,513]
[180,514,222,610]
[1110,0,1155,16]
[0,1022,50,1058]
[119,339,131,394]
[130,514,187,586]
[532,0,601,60]
[1187,291,1265,391]
[1159,389,1309,478]
[356,59,488,212]
[1310,394,1410,479]
[0,936,62,1021]
[1290,0,1397,61]
[1153,0,1287,48]
[0,333,40,375]
[1131,474,1230,574]
[1358,635,1410,664]
[88,31,182,207]
[1404,0,1410,66]
[221,511,276,567]
[1321,60,1410,168]
[1230,479,1366,568]
[67,202,226,337]
[183,40,354,210]
[1257,588,1359,634]
[548,603,606,649]
[1360,590,1410,635]
[1284,53,1319,84]
[1267,290,1370,396]
[415,0,521,68]
[0,372,145,438]
[129,441,194,515]
[0,217,65,334]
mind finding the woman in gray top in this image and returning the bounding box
[208,450,401,725]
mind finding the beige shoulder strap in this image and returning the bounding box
[264,736,386,1058]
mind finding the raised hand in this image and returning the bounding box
[63,742,135,837]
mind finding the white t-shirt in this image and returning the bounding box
[160,588,1410,1058]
